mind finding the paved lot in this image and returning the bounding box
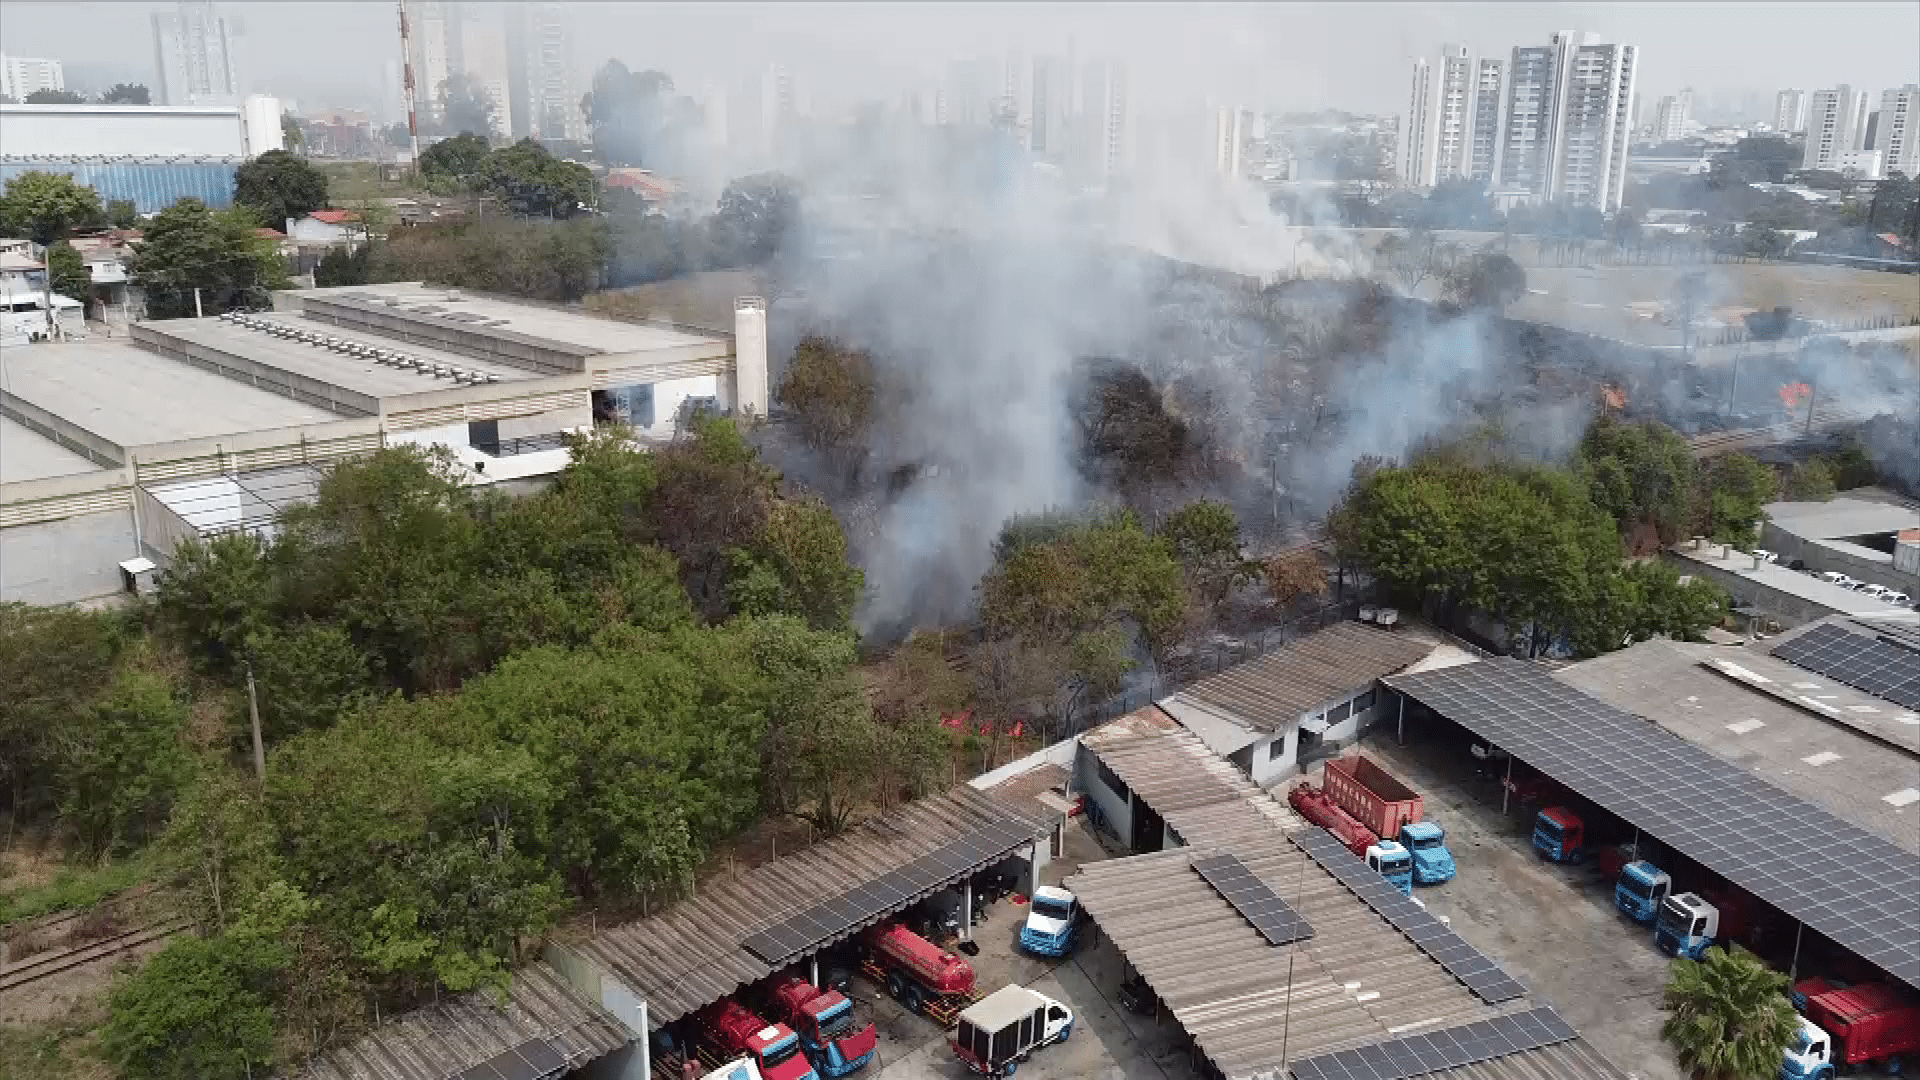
[1355,735,1682,1080]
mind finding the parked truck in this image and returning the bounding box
[951,984,1075,1077]
[857,922,978,1025]
[1532,806,1588,863]
[691,1000,820,1080]
[699,1061,765,1080]
[1613,860,1672,923]
[1018,885,1079,957]
[760,975,877,1077]
[1653,890,1756,960]
[1288,783,1380,857]
[1322,755,1457,884]
[1365,839,1415,895]
[1782,980,1920,1080]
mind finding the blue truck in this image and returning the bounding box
[1365,839,1415,895]
[1613,860,1672,923]
[1399,821,1456,885]
[1018,886,1079,957]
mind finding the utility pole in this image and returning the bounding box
[245,660,266,781]
[193,287,204,319]
[398,0,422,177]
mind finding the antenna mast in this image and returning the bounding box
[397,0,421,174]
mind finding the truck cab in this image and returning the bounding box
[1654,892,1720,959]
[1532,806,1585,862]
[952,984,1074,1077]
[1614,860,1672,923]
[763,975,877,1077]
[1019,886,1079,957]
[1780,1017,1835,1080]
[1398,821,1455,885]
[703,1062,768,1080]
[1366,840,1415,895]
[697,1000,820,1080]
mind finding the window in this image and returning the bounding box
[1268,735,1287,762]
[1328,699,1352,725]
[1095,756,1130,803]
[1354,689,1377,714]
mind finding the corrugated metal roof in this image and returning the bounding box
[578,785,1050,1031]
[1177,623,1436,733]
[297,962,627,1080]
[1069,714,1572,1080]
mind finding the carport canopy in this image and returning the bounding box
[1386,658,1920,989]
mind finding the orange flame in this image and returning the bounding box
[1600,384,1627,410]
[1780,382,1812,408]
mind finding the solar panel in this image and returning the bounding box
[740,815,1042,967]
[455,1038,568,1080]
[1191,854,1314,946]
[1292,829,1527,1003]
[1387,659,1920,990]
[1771,623,1920,709]
[1289,1006,1577,1080]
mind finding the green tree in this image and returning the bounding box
[46,240,91,301]
[156,531,277,674]
[0,170,104,244]
[161,763,284,932]
[418,131,492,189]
[58,665,192,857]
[313,242,372,286]
[280,114,304,151]
[129,198,290,318]
[106,197,140,228]
[1575,416,1699,544]
[0,603,129,825]
[478,138,597,218]
[776,335,877,449]
[233,149,329,232]
[1160,499,1259,609]
[711,172,799,265]
[1782,458,1836,501]
[435,74,498,137]
[24,88,86,104]
[1660,945,1798,1080]
[580,61,693,167]
[647,412,779,619]
[245,622,375,741]
[102,926,284,1080]
[979,511,1189,652]
[99,83,151,104]
[727,497,864,631]
[1444,253,1527,311]
[1699,453,1776,546]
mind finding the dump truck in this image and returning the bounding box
[1365,839,1414,895]
[691,1000,820,1080]
[950,984,1074,1077]
[1613,860,1672,923]
[857,922,978,1025]
[1781,979,1920,1079]
[1322,755,1456,884]
[1018,885,1079,957]
[1532,806,1587,863]
[760,975,877,1077]
[1287,783,1380,856]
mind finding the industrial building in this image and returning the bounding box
[0,98,283,212]
[0,283,762,606]
[1759,494,1920,598]
[1662,537,1920,628]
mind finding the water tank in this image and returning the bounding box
[733,296,769,417]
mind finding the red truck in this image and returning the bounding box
[1321,755,1455,884]
[761,974,878,1077]
[1287,782,1379,856]
[691,999,820,1080]
[1784,979,1920,1079]
[857,922,978,1026]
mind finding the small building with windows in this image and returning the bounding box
[1153,620,1461,787]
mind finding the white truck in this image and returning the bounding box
[950,984,1074,1077]
[701,1059,766,1080]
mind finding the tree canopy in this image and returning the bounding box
[417,132,492,189]
[775,336,877,452]
[580,60,696,168]
[1574,416,1698,546]
[711,172,800,266]
[1444,253,1527,311]
[435,74,498,138]
[129,198,289,318]
[477,138,597,219]
[99,82,151,104]
[47,239,91,301]
[1660,946,1798,1080]
[0,169,104,244]
[233,150,329,231]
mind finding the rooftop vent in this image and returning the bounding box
[383,296,401,307]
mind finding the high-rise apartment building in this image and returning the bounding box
[1080,59,1131,181]
[1467,58,1505,183]
[1496,38,1562,196]
[1402,57,1434,186]
[1773,89,1808,134]
[1029,55,1066,158]
[1431,45,1475,182]
[151,0,239,106]
[1493,32,1635,210]
[1211,105,1260,177]
[507,2,581,142]
[1,55,66,100]
[1880,84,1920,179]
[1653,87,1692,140]
[1804,86,1869,170]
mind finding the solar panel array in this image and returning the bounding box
[1288,1005,1577,1080]
[1387,659,1920,989]
[1292,829,1527,1003]
[1191,854,1314,946]
[454,1038,567,1080]
[740,816,1039,967]
[1771,623,1920,709]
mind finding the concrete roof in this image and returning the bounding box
[297,962,628,1080]
[0,415,101,483]
[148,313,535,398]
[2,341,337,447]
[1556,640,1920,853]
[1766,497,1920,540]
[1069,713,1569,1080]
[295,283,731,360]
[1666,543,1920,622]
[576,785,1050,1031]
[1173,622,1437,734]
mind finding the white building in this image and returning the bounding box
[1,55,65,100]
[0,101,274,158]
[1029,55,1067,159]
[1211,104,1256,177]
[508,2,582,142]
[1080,59,1131,182]
[151,0,239,106]
[1836,149,1884,180]
[1774,88,1809,134]
[1493,32,1635,211]
[1804,85,1869,171]
[1879,84,1920,179]
[1430,45,1476,183]
[1401,56,1434,187]
[1467,57,1506,183]
[1654,90,1693,141]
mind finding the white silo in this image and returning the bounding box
[733,296,769,418]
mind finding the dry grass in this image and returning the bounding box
[585,269,766,332]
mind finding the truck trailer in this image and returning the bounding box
[1287,783,1379,857]
[1781,979,1920,1079]
[760,975,877,1077]
[857,922,978,1025]
[951,984,1074,1077]
[1321,756,1456,884]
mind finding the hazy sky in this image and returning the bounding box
[6,1,1916,122]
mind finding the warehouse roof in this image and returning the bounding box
[296,284,731,361]
[148,313,536,398]
[1665,543,1920,623]
[0,415,102,483]
[1765,496,1920,541]
[577,785,1049,1030]
[1172,622,1436,733]
[297,962,628,1080]
[1070,712,1560,1080]
[1556,640,1919,853]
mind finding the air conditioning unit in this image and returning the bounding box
[118,557,158,597]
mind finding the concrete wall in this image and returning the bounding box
[0,104,249,157]
[1662,551,1842,626]
[1,509,137,605]
[1073,742,1133,845]
[1761,518,1919,594]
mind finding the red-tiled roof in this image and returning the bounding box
[307,210,359,224]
